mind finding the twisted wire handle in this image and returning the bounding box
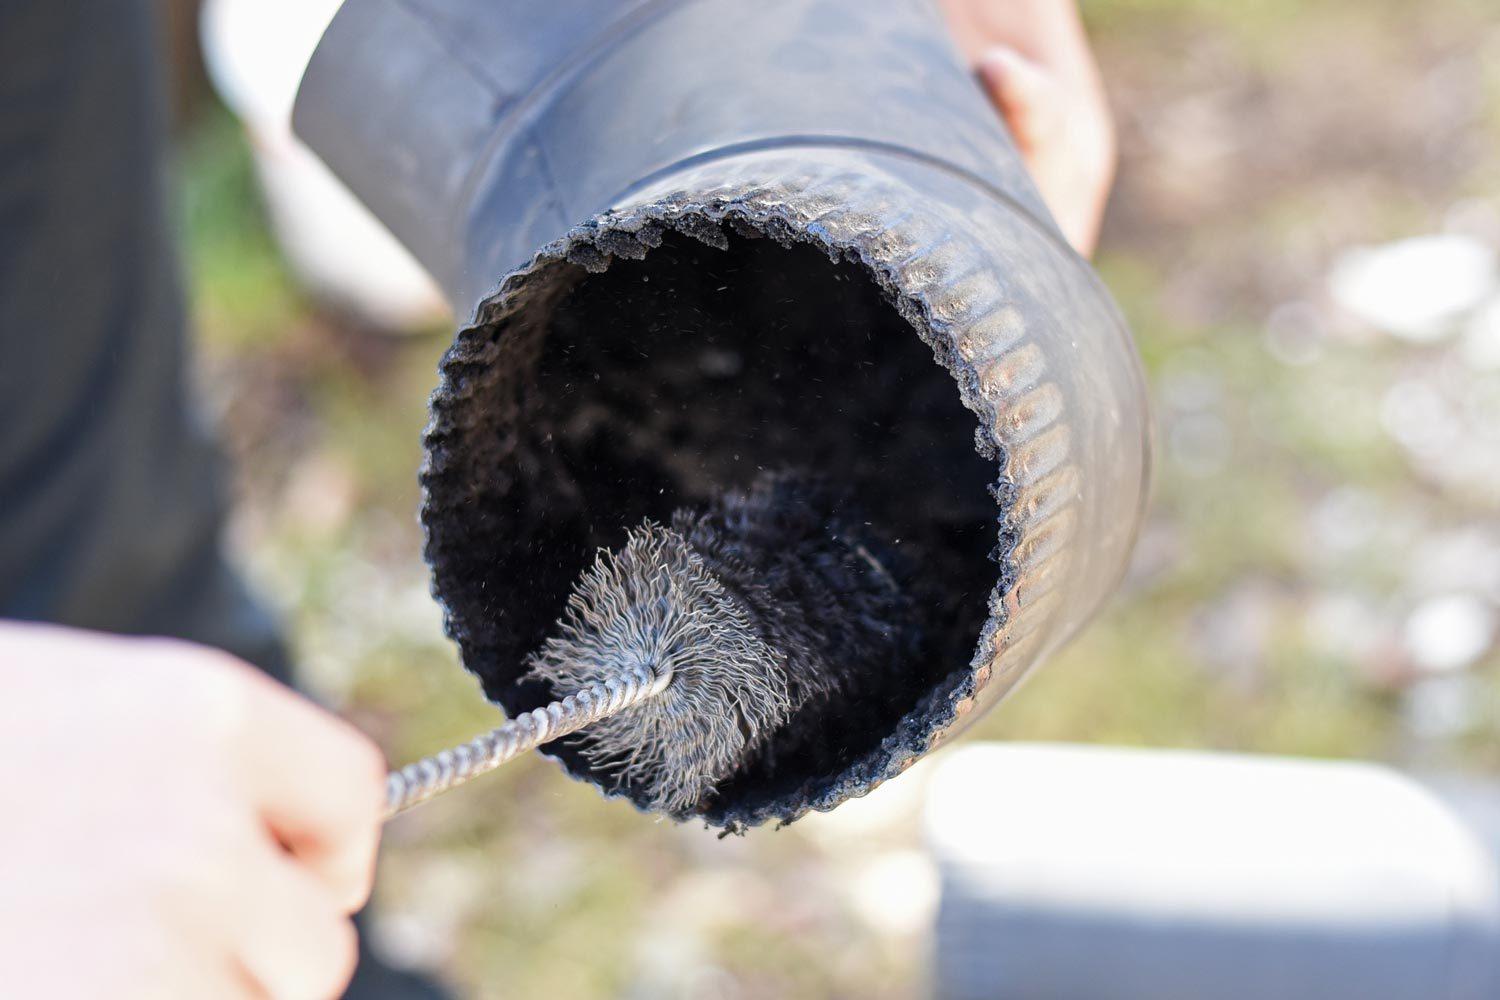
[384,666,670,819]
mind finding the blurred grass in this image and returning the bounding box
[176,1,1500,996]
[179,109,303,350]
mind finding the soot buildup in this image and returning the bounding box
[526,471,921,817]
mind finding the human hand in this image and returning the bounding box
[938,0,1117,257]
[0,622,388,1000]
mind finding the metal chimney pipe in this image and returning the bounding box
[294,0,1151,828]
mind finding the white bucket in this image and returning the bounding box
[926,744,1500,1000]
[200,0,446,330]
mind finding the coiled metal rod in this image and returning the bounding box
[384,665,671,819]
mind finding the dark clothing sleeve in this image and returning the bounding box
[0,9,456,997]
[0,0,289,680]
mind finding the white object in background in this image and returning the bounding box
[1403,593,1497,675]
[1328,235,1497,342]
[200,0,446,329]
[1461,295,1500,370]
[925,744,1500,1000]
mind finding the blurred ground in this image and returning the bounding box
[176,0,1500,996]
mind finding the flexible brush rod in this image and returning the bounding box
[384,665,671,819]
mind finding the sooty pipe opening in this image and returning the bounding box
[422,215,1004,827]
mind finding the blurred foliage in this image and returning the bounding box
[178,0,1500,996]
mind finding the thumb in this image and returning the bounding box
[977,46,1061,157]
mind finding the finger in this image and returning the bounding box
[977,45,1109,256]
[237,672,387,912]
[231,838,361,1000]
[978,46,1061,155]
[228,959,277,1000]
[149,937,273,1000]
[163,962,272,1000]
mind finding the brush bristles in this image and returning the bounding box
[525,523,792,814]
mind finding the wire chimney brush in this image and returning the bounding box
[384,471,921,820]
